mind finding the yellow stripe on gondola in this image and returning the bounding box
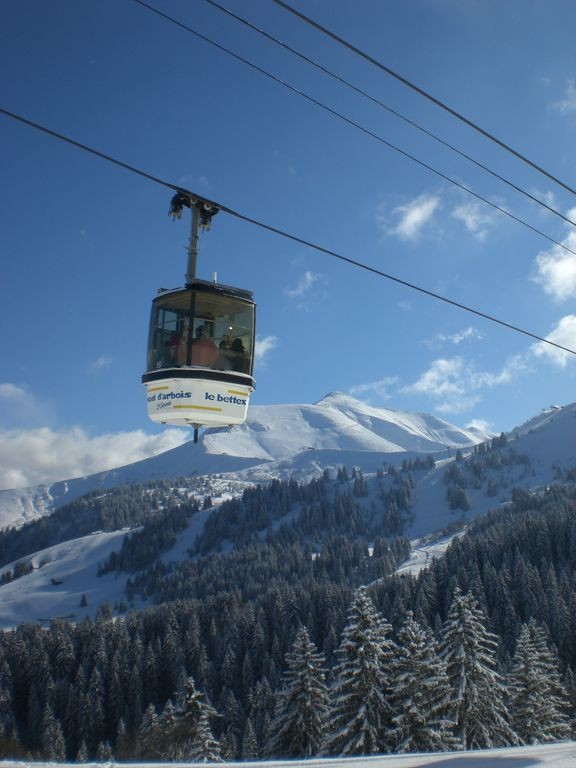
[228,389,250,396]
[148,385,170,392]
[173,405,223,412]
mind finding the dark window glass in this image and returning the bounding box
[146,289,254,374]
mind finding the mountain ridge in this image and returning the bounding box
[0,398,574,628]
[0,393,494,529]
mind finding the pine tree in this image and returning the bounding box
[322,586,395,756]
[390,612,457,753]
[241,717,259,760]
[159,676,220,761]
[136,702,161,759]
[39,703,66,761]
[84,666,106,755]
[508,620,571,744]
[267,626,329,758]
[220,729,238,761]
[95,740,114,760]
[187,709,222,763]
[114,718,132,761]
[440,588,517,749]
[247,677,275,753]
[76,740,88,762]
[157,699,182,761]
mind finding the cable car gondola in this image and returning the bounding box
[142,194,256,441]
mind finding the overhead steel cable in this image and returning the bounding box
[201,0,576,230]
[0,107,181,194]
[130,0,576,261]
[1,105,574,358]
[271,0,576,200]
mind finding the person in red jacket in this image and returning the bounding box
[190,322,219,367]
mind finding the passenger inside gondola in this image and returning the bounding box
[166,328,182,365]
[190,321,219,366]
[228,337,249,372]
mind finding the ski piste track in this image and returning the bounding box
[2,740,576,767]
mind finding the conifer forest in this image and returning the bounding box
[0,457,576,762]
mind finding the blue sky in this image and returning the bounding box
[2,0,576,488]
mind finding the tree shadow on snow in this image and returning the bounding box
[411,757,539,768]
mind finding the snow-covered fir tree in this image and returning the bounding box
[440,588,517,749]
[247,676,275,756]
[508,619,571,744]
[114,718,132,761]
[389,611,457,753]
[136,702,160,759]
[76,740,88,762]
[155,699,181,761]
[187,708,222,763]
[39,704,66,761]
[241,717,259,761]
[138,676,220,761]
[266,626,329,758]
[321,586,396,756]
[166,676,220,762]
[95,740,114,760]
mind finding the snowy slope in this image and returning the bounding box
[0,740,574,767]
[0,401,574,629]
[0,528,135,628]
[207,392,490,459]
[407,402,576,537]
[509,403,576,467]
[0,393,492,528]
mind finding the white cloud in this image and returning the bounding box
[451,327,483,344]
[378,191,503,244]
[0,383,55,429]
[474,355,529,387]
[529,188,558,214]
[386,194,441,241]
[466,418,492,432]
[435,395,482,415]
[533,223,576,300]
[553,80,576,114]
[285,271,320,299]
[404,358,467,398]
[451,201,495,240]
[430,327,483,347]
[89,355,113,372]
[349,376,399,401]
[531,314,576,368]
[402,355,527,415]
[0,383,27,401]
[255,335,277,364]
[0,427,189,490]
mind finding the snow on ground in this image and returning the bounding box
[0,493,231,629]
[0,401,573,629]
[396,532,465,577]
[0,393,491,526]
[0,505,459,629]
[1,740,575,767]
[0,484,56,529]
[0,528,134,628]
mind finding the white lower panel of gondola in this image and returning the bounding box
[145,377,252,426]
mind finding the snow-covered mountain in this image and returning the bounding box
[0,399,574,628]
[0,393,493,529]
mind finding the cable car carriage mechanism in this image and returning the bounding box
[142,193,256,442]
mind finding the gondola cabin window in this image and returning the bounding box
[146,286,255,376]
